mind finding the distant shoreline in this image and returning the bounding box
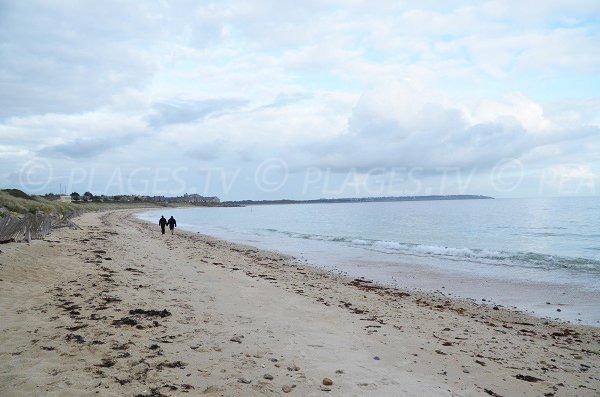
[223,194,493,206]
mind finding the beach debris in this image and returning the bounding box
[263,374,274,380]
[125,267,145,274]
[238,377,251,384]
[229,336,243,343]
[483,389,504,397]
[182,383,194,390]
[112,317,138,326]
[65,333,85,343]
[129,309,171,318]
[373,356,380,360]
[282,385,293,393]
[515,374,542,382]
[66,324,88,331]
[101,295,121,303]
[156,361,187,370]
[322,377,333,386]
[95,358,116,368]
[134,388,166,397]
[335,369,344,374]
[550,328,579,338]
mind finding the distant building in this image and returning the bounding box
[58,195,72,202]
[182,193,220,203]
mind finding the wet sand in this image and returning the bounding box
[0,210,599,396]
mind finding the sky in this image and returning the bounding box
[1,0,599,200]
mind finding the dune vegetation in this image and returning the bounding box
[0,190,79,215]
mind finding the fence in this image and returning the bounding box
[0,211,81,243]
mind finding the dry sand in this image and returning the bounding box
[0,209,599,396]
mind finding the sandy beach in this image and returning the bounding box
[1,210,599,396]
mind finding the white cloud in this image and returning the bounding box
[0,0,598,197]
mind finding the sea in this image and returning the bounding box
[137,197,600,326]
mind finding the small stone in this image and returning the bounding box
[373,356,380,360]
[335,369,344,374]
[294,365,301,371]
[322,378,333,386]
[263,374,274,380]
[282,385,293,393]
[321,386,332,392]
[462,368,470,373]
[238,377,251,384]
[230,336,243,343]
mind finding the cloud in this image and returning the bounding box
[186,140,226,161]
[293,82,599,172]
[37,135,143,159]
[0,1,163,118]
[148,98,248,127]
[0,1,599,197]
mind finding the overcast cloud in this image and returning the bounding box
[1,0,599,199]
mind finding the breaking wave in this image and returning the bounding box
[261,228,600,274]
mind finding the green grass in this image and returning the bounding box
[0,190,79,215]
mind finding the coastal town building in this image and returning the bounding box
[181,193,220,203]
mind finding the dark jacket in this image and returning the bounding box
[159,217,167,226]
[167,217,176,228]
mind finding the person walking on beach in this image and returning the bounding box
[159,215,167,235]
[167,216,177,235]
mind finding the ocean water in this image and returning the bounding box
[137,197,600,325]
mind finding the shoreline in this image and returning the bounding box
[136,208,600,327]
[1,209,599,396]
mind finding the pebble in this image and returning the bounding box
[282,385,293,393]
[373,356,380,360]
[263,374,274,380]
[322,378,333,386]
[238,377,251,384]
[230,336,243,343]
[321,386,332,392]
[462,368,470,373]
